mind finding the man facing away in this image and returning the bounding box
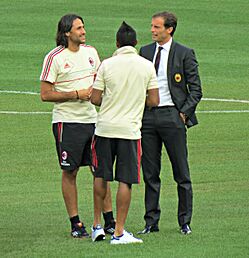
[138,11,202,235]
[40,13,114,238]
[90,21,159,244]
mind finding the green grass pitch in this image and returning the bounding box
[0,0,249,257]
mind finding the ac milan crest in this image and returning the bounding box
[89,57,94,67]
[61,151,68,160]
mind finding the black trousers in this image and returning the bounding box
[141,106,192,227]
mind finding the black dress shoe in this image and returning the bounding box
[180,224,192,235]
[137,224,159,234]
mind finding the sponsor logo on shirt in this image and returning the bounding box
[64,63,71,69]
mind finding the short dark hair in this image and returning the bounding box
[56,14,84,48]
[152,11,177,36]
[116,21,137,47]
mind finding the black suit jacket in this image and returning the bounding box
[139,40,202,127]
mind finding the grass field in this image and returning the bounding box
[0,0,249,257]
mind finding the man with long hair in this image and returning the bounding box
[40,14,114,238]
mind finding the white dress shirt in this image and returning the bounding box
[153,37,174,106]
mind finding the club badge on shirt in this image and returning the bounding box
[89,57,94,67]
[174,73,182,83]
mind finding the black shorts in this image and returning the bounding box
[53,122,95,171]
[91,136,142,184]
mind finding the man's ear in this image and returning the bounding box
[65,32,70,37]
[167,27,173,34]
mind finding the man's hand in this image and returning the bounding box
[179,112,187,124]
[77,86,93,101]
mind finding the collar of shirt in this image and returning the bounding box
[153,38,172,64]
[112,46,138,56]
[155,37,172,55]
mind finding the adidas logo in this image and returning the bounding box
[64,63,70,69]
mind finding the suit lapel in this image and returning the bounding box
[147,43,157,62]
[167,40,176,89]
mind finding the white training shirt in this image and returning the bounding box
[40,44,100,123]
[93,46,158,140]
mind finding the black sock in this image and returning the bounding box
[103,211,114,226]
[70,215,80,228]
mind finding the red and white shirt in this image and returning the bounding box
[40,44,100,123]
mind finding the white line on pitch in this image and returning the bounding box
[1,110,249,115]
[202,98,249,104]
[197,110,249,113]
[0,90,39,95]
[1,90,249,104]
[0,111,51,114]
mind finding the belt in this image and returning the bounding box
[145,105,175,110]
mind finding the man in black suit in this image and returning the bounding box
[138,11,202,235]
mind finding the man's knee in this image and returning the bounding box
[62,168,79,178]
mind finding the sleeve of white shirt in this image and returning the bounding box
[93,62,105,91]
[147,64,158,90]
[40,53,58,83]
[94,48,101,70]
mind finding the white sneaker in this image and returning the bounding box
[91,224,105,242]
[110,230,143,244]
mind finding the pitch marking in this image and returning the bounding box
[0,90,248,114]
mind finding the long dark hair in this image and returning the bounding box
[56,14,84,47]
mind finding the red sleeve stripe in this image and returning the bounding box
[137,139,142,183]
[41,46,64,81]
